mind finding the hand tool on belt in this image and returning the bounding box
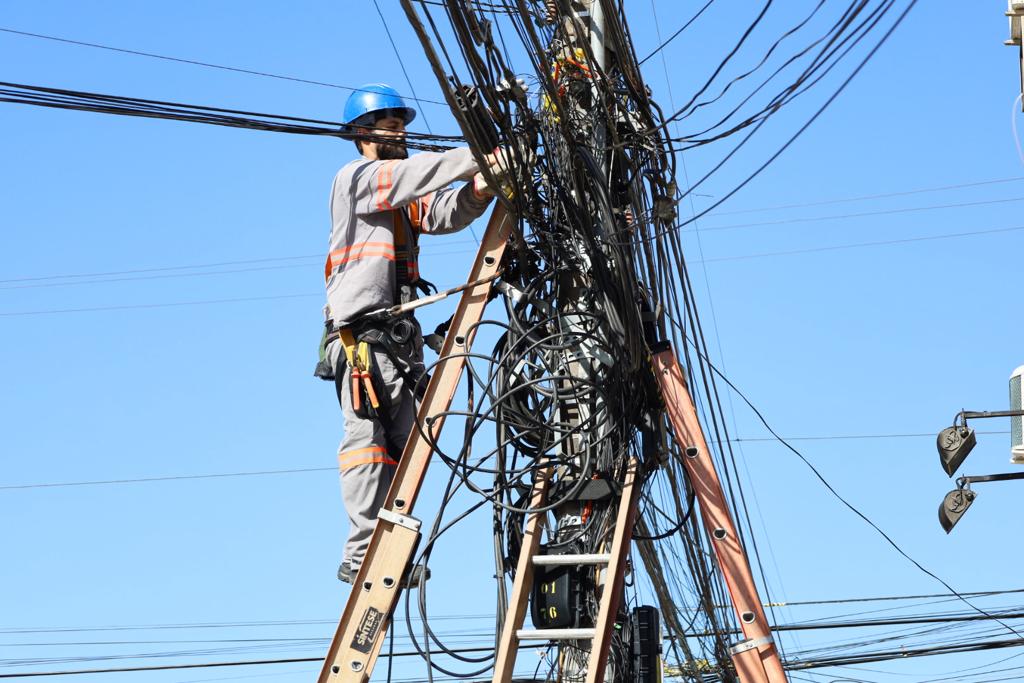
[338,328,383,418]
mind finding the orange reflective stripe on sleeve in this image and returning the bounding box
[374,161,398,211]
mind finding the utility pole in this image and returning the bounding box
[552,3,613,681]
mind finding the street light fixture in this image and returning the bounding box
[936,410,1024,477]
[937,423,976,477]
[935,405,1024,533]
[939,472,1024,533]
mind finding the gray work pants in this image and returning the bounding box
[328,334,423,571]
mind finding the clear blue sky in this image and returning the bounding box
[1,2,1023,682]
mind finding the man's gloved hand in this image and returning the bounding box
[483,147,515,176]
[472,171,497,199]
[472,147,510,198]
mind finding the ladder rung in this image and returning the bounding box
[532,553,611,566]
[516,628,596,641]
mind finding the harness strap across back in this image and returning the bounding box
[324,203,422,306]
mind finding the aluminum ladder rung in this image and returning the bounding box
[532,553,611,566]
[516,628,596,641]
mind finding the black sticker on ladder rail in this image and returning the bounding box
[351,607,384,654]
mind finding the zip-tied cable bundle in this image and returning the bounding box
[0,81,464,152]
[391,1,918,682]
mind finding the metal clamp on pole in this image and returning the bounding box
[377,508,422,532]
[730,636,776,656]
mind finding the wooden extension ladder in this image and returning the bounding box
[317,204,513,683]
[491,458,641,683]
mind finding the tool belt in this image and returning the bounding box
[321,314,428,418]
[314,311,419,378]
[337,327,390,421]
[316,209,437,387]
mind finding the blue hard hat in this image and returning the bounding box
[342,83,417,128]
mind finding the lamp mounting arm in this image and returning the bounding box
[956,471,1024,489]
[959,409,1024,423]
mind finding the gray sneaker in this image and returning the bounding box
[336,562,431,588]
[337,562,356,583]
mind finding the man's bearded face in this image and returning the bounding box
[376,138,408,160]
[366,114,408,160]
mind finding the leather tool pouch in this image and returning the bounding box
[314,325,335,381]
[335,334,392,422]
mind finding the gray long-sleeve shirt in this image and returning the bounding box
[325,147,492,328]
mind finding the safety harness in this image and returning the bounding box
[318,205,433,427]
[393,202,421,297]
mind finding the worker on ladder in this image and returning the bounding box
[322,83,502,585]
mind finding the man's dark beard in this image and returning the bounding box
[377,140,408,160]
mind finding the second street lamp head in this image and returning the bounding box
[938,487,976,533]
[937,426,977,477]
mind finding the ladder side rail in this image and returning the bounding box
[317,204,513,683]
[390,204,513,510]
[652,347,788,683]
[584,458,641,683]
[492,464,554,683]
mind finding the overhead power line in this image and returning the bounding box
[0,261,317,291]
[691,609,1024,637]
[707,176,1024,216]
[764,588,1024,608]
[731,430,1009,443]
[637,0,717,65]
[0,254,320,285]
[4,591,1021,633]
[0,27,447,106]
[695,224,1024,263]
[5,215,1014,294]
[0,245,477,291]
[0,222,1008,315]
[0,171,1015,287]
[0,467,334,491]
[699,195,1024,233]
[0,81,461,150]
[0,292,321,318]
[2,430,1008,491]
[0,646,536,679]
[0,223,1013,317]
[660,0,921,240]
[5,626,1022,678]
[0,614,492,635]
[371,0,434,133]
[786,635,1024,670]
